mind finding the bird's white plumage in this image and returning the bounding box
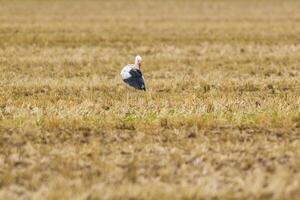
[121,55,142,80]
[120,64,134,80]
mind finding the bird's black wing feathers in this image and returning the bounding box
[129,69,143,78]
[124,69,146,91]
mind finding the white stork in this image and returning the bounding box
[120,55,146,91]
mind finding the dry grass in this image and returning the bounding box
[0,0,300,199]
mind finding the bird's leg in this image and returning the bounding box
[126,91,129,104]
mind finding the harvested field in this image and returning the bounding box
[0,0,300,199]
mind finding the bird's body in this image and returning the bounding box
[121,56,146,91]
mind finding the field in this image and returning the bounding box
[0,0,300,199]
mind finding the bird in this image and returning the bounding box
[120,55,146,91]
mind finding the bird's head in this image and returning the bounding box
[135,55,142,69]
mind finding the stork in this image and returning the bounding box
[120,55,146,91]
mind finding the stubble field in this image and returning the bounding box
[0,0,300,199]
